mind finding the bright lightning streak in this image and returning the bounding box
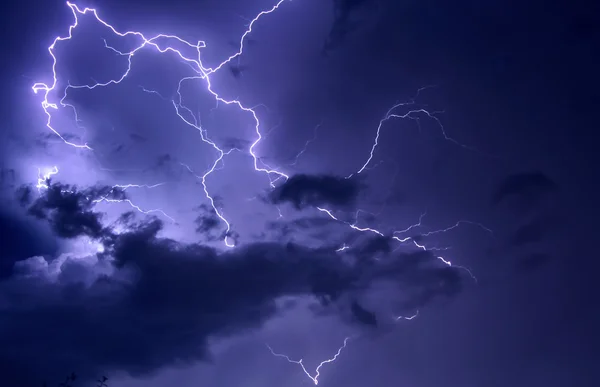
[267,337,351,385]
[395,310,419,322]
[317,206,451,263]
[36,166,59,191]
[112,183,166,191]
[335,243,350,252]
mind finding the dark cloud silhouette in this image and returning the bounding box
[357,235,393,259]
[0,210,57,279]
[23,183,126,239]
[195,213,220,234]
[511,216,552,247]
[289,216,338,230]
[492,171,558,210]
[264,216,342,244]
[270,174,363,210]
[351,300,378,326]
[370,250,466,311]
[194,204,224,241]
[0,181,467,386]
[0,225,358,385]
[228,64,249,79]
[324,0,375,54]
[220,137,251,152]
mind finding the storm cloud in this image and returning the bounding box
[0,181,467,386]
[269,173,363,210]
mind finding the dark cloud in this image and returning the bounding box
[492,171,558,211]
[220,137,251,152]
[289,216,338,230]
[0,210,57,279]
[23,183,126,239]
[195,212,220,235]
[264,216,343,244]
[350,300,378,326]
[0,181,467,385]
[369,250,466,311]
[0,226,358,385]
[511,216,552,247]
[324,0,375,54]
[228,64,249,79]
[15,184,32,206]
[194,204,224,241]
[270,174,363,210]
[145,153,174,175]
[357,235,393,258]
[266,216,337,234]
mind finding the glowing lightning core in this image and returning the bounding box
[267,337,351,385]
[36,166,59,191]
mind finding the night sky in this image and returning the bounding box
[1,0,598,386]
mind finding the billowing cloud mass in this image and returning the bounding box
[0,181,467,386]
[269,174,363,209]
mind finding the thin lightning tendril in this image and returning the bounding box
[395,310,419,322]
[288,121,322,166]
[267,337,351,385]
[36,166,173,221]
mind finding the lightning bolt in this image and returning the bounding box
[267,337,351,385]
[395,310,419,322]
[36,166,59,191]
[335,243,350,252]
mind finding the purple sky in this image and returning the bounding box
[0,0,598,386]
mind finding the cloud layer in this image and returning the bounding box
[0,180,467,385]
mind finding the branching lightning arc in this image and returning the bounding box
[31,0,492,383]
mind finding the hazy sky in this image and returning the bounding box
[0,0,598,386]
